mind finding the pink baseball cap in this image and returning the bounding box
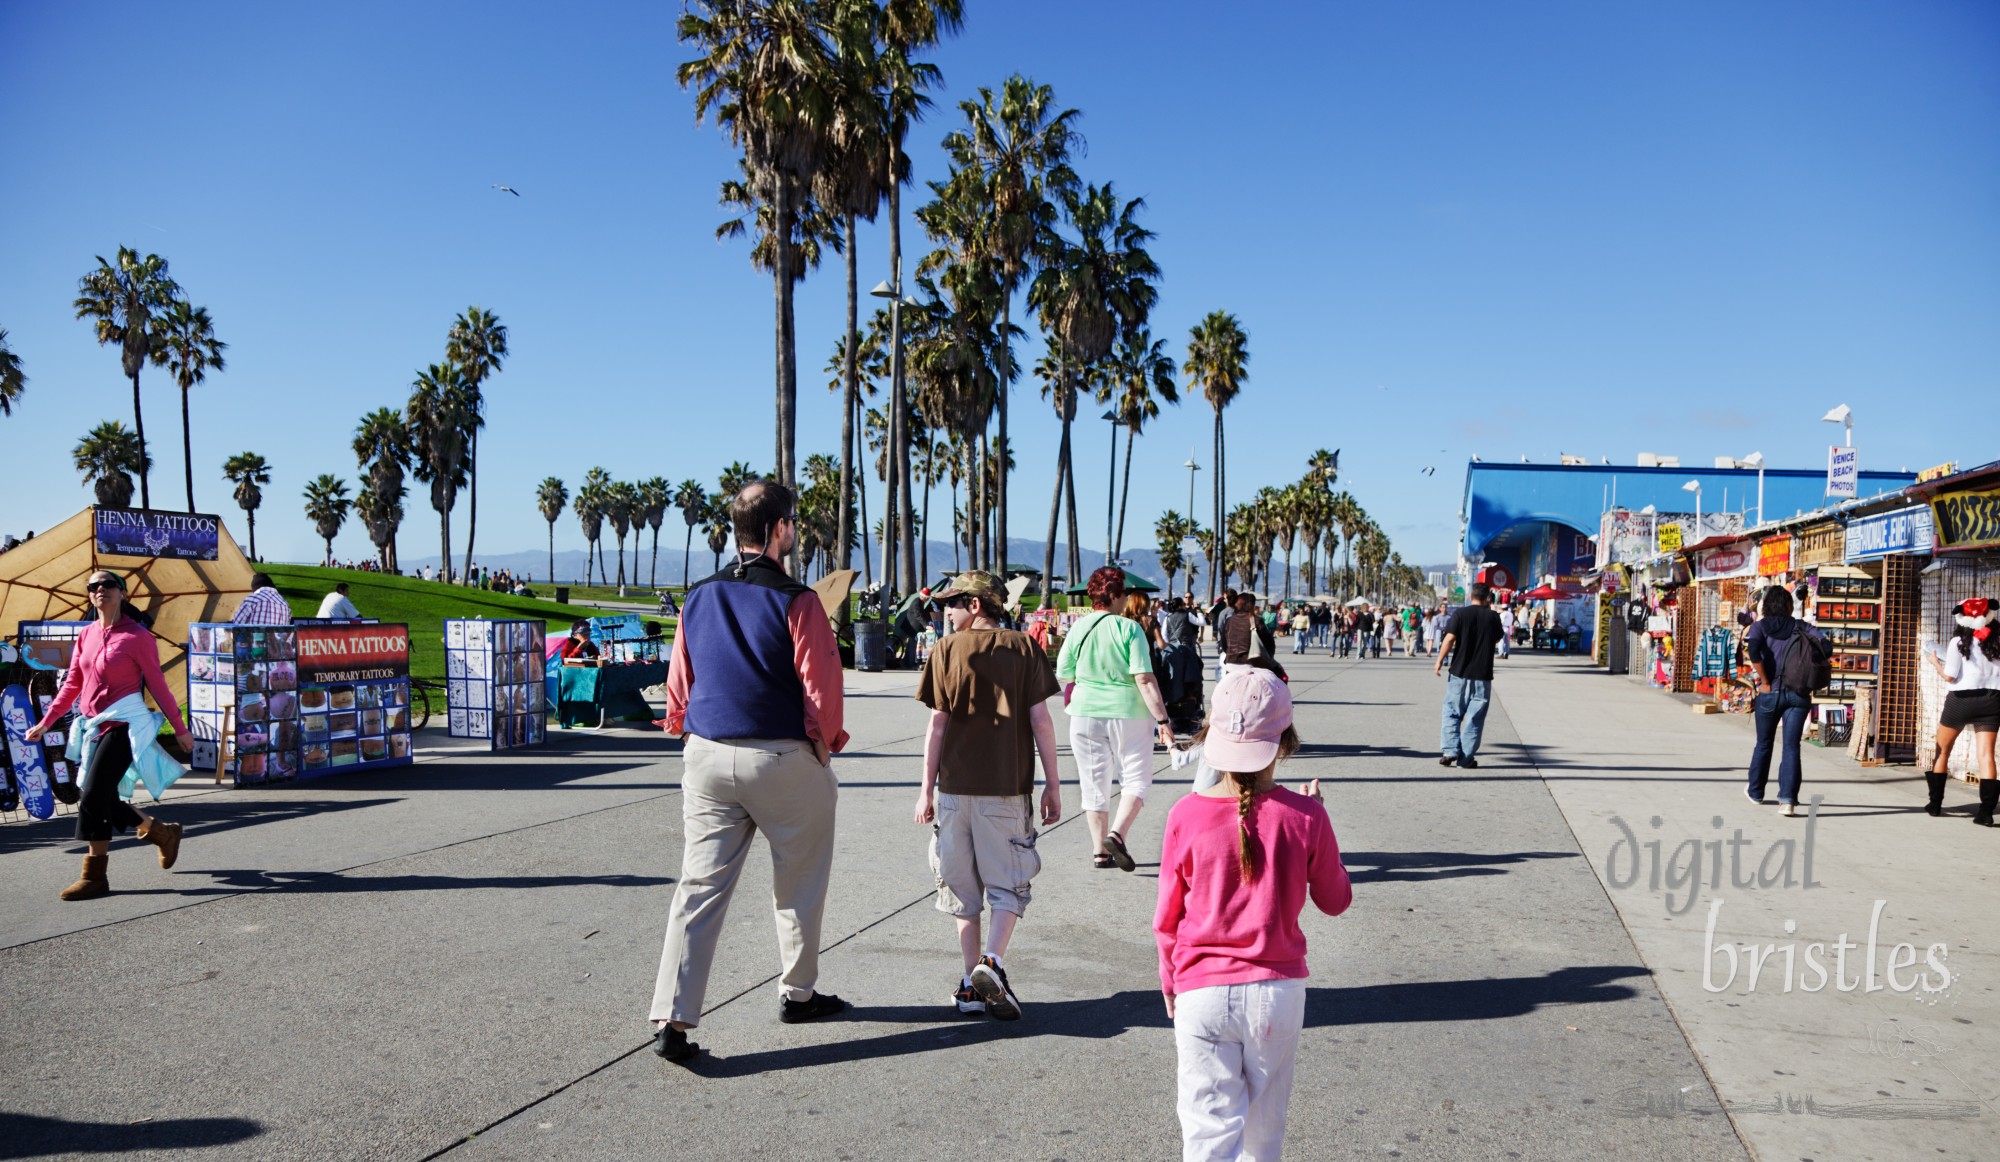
[1203,667,1293,772]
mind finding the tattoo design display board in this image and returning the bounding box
[4,620,94,819]
[189,622,414,783]
[444,619,546,749]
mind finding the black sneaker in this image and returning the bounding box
[970,956,1021,1021]
[779,991,850,1024]
[651,1025,700,1064]
[1459,757,1480,769]
[953,977,986,1015]
[1439,755,1458,767]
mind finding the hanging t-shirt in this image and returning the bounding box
[916,627,1061,796]
[1056,611,1154,720]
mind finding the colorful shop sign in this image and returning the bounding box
[1657,522,1684,553]
[1929,488,2000,552]
[1845,505,1936,562]
[297,624,412,684]
[1757,536,1792,576]
[1694,542,1757,581]
[93,506,221,560]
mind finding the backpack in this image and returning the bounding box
[1774,625,1830,694]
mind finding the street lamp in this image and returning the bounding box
[1730,451,1765,525]
[1821,404,1852,447]
[1102,408,1121,564]
[1184,455,1201,598]
[1682,479,1702,546]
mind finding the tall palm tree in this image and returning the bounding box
[675,479,708,590]
[1155,510,1191,595]
[638,477,671,588]
[353,408,412,572]
[74,421,149,508]
[679,1,844,533]
[575,467,611,586]
[445,306,507,584]
[536,477,568,584]
[1330,491,1366,597]
[1105,326,1178,557]
[303,475,352,565]
[825,325,885,582]
[606,480,641,590]
[705,494,732,572]
[155,300,226,513]
[1302,448,1338,588]
[406,361,473,582]
[74,247,181,508]
[221,451,270,560]
[1184,310,1250,603]
[717,460,759,508]
[0,327,28,416]
[1029,181,1160,595]
[942,74,1079,575]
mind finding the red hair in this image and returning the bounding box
[1086,566,1127,610]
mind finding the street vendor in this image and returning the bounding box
[560,619,603,666]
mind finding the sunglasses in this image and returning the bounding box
[86,579,123,593]
[942,595,975,610]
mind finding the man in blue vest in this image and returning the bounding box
[649,480,850,1064]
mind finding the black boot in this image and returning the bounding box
[1976,779,1998,827]
[1925,772,1949,817]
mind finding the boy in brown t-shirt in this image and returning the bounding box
[914,570,1062,1021]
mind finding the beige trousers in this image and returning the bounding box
[649,735,839,1027]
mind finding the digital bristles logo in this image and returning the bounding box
[1605,799,1957,1001]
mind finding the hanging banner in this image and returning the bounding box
[1694,542,1757,581]
[1757,537,1792,576]
[1826,446,1859,499]
[93,506,221,561]
[297,624,412,684]
[1845,505,1936,561]
[1929,488,2000,552]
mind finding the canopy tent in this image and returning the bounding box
[0,507,256,686]
[810,569,858,621]
[1344,596,1370,608]
[1064,573,1160,595]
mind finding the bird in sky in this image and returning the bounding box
[1421,466,1436,476]
[493,184,520,197]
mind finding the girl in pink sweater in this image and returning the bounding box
[1154,667,1351,1160]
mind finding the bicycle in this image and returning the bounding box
[409,677,444,730]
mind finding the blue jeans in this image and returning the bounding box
[1749,690,1812,804]
[1440,674,1492,759]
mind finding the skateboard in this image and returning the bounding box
[34,692,78,804]
[2,684,55,820]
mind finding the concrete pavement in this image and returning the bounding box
[0,645,1990,1160]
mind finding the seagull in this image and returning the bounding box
[1421,466,1436,476]
[493,184,521,197]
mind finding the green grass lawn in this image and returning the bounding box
[264,565,665,684]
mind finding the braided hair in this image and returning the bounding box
[1189,721,1302,882]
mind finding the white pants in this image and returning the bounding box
[1175,978,1307,1161]
[1069,715,1154,813]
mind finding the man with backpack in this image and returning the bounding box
[1743,587,1830,816]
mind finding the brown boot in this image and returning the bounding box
[138,818,183,869]
[59,854,110,901]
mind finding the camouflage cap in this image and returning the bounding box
[936,570,1006,606]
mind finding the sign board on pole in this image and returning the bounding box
[94,506,222,560]
[1657,522,1684,553]
[1826,446,1859,499]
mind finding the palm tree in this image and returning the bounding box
[1033,342,1082,595]
[705,494,732,572]
[1105,327,1178,557]
[575,467,611,586]
[353,408,412,572]
[221,451,271,560]
[638,477,671,588]
[1330,491,1366,597]
[678,1,844,533]
[942,74,1079,577]
[303,475,352,565]
[675,479,707,590]
[406,361,473,583]
[1302,448,1338,588]
[74,247,181,508]
[155,300,226,513]
[1294,482,1328,596]
[1029,181,1160,596]
[1185,310,1250,602]
[825,326,885,583]
[0,327,28,416]
[1155,510,1191,595]
[717,460,759,509]
[606,480,641,590]
[445,306,507,584]
[74,422,149,508]
[536,477,568,584]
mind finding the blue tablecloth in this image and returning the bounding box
[552,661,669,726]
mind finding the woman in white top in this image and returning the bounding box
[1926,597,2000,824]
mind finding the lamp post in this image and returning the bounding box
[1732,452,1765,525]
[1682,479,1703,547]
[1821,403,1852,447]
[1184,455,1201,599]
[1102,408,1121,566]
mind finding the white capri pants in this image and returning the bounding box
[1176,978,1307,1161]
[1070,714,1155,812]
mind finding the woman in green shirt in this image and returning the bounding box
[1056,568,1176,871]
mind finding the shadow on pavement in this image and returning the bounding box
[7,799,400,857]
[683,967,1649,1077]
[1341,849,1578,883]
[101,868,675,897]
[0,1110,262,1158]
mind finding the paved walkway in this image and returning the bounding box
[0,647,1991,1160]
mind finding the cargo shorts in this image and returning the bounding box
[929,791,1042,918]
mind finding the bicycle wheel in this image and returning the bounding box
[412,683,433,730]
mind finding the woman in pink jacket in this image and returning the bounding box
[1155,667,1351,1160]
[25,570,193,900]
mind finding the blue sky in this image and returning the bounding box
[2,0,1994,568]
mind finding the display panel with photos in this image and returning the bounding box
[187,622,413,782]
[444,618,547,749]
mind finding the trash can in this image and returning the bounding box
[554,586,570,605]
[854,620,887,672]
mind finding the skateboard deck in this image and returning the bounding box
[2,684,55,820]
[35,693,78,804]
